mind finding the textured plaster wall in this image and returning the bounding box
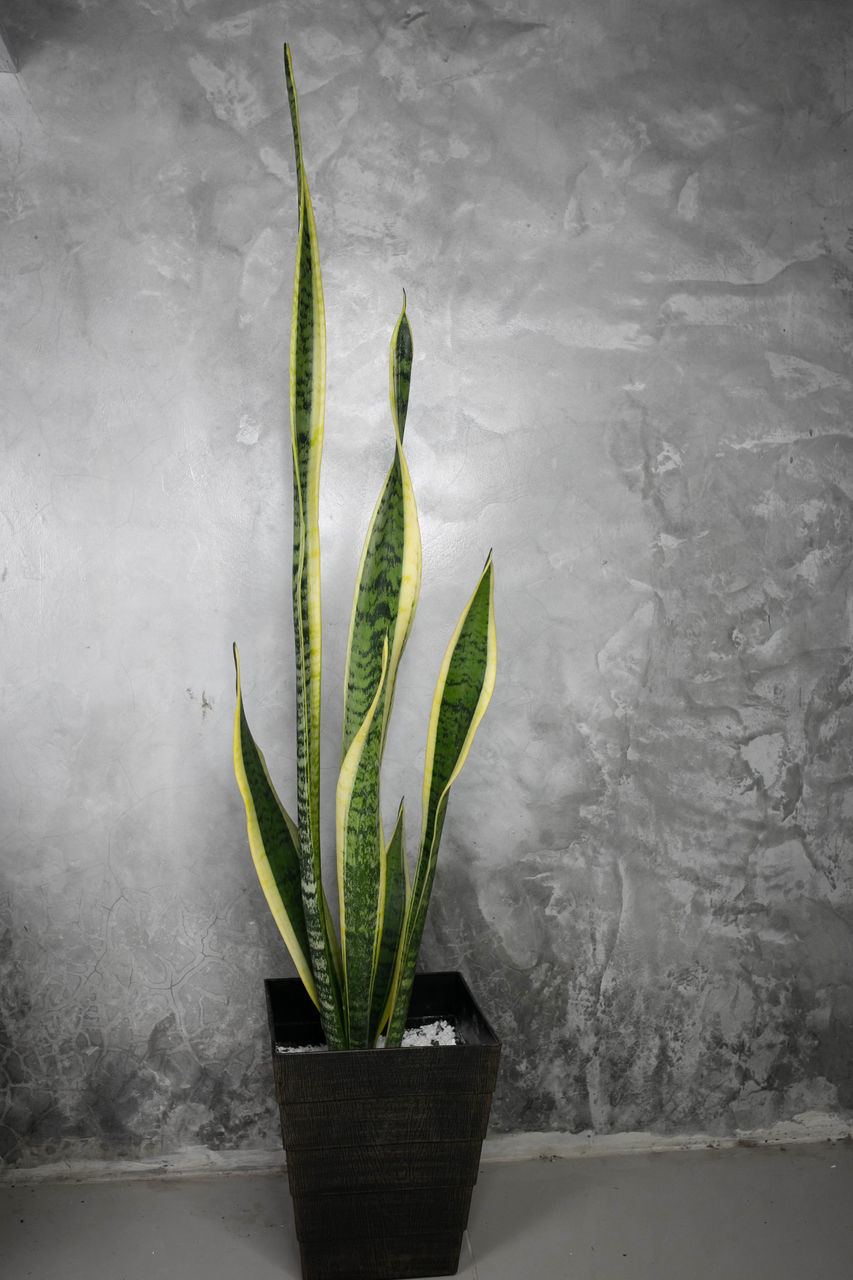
[1,0,853,1167]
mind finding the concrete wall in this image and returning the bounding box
[1,0,852,1167]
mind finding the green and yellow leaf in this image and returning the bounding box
[341,300,421,764]
[284,43,345,1047]
[233,644,317,1005]
[369,800,411,1044]
[337,637,390,1048]
[385,554,497,1044]
[338,300,422,1046]
[390,292,413,442]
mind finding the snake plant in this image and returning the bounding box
[233,46,497,1050]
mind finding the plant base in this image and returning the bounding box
[265,971,501,1280]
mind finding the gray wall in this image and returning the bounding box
[2,0,853,1167]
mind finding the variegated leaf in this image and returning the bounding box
[385,554,497,1044]
[369,800,410,1043]
[337,638,389,1047]
[284,43,345,1047]
[232,645,317,1003]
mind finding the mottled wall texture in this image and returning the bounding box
[2,0,853,1168]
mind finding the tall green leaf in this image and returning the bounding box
[341,300,421,762]
[390,291,413,442]
[284,43,345,1048]
[337,638,389,1047]
[337,301,421,1045]
[369,800,410,1044]
[232,645,317,1004]
[385,554,497,1045]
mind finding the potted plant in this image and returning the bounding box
[232,45,499,1280]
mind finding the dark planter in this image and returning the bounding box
[265,971,501,1280]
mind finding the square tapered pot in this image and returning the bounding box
[265,971,501,1280]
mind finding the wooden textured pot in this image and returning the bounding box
[265,971,501,1280]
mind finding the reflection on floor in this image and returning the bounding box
[2,1141,853,1279]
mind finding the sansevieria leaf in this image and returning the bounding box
[284,44,345,1047]
[337,637,390,1048]
[385,554,497,1045]
[337,301,421,1046]
[390,290,413,441]
[341,300,421,763]
[369,800,410,1044]
[232,645,317,1004]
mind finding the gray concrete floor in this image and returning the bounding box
[2,1142,853,1279]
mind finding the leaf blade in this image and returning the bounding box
[341,299,421,764]
[369,800,410,1044]
[337,300,422,1047]
[390,295,413,442]
[232,645,318,1004]
[385,555,497,1043]
[284,43,345,1047]
[337,638,390,1047]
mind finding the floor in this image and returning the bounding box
[2,1141,853,1279]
